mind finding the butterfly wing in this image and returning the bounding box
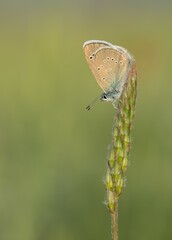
[83,40,114,61]
[84,45,132,93]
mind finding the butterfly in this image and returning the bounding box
[83,40,134,110]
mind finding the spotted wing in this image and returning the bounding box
[84,46,132,93]
[83,40,114,61]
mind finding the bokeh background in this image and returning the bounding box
[0,1,172,240]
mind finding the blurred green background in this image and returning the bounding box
[0,1,172,240]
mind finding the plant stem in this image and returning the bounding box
[105,61,137,240]
[111,200,118,240]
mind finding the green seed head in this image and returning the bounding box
[105,62,137,212]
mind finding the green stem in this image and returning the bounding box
[105,62,137,240]
[111,200,118,240]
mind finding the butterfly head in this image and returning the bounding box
[100,89,120,103]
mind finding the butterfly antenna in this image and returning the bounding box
[86,95,101,110]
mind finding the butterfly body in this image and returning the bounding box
[83,40,135,105]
